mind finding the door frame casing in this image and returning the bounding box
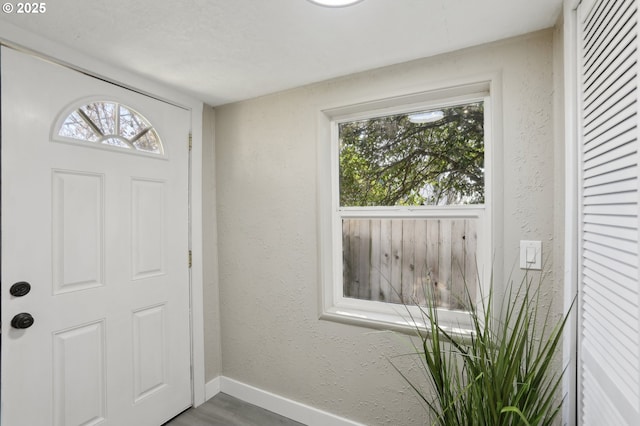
[562,1,580,425]
[0,22,207,407]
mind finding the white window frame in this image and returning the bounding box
[318,81,496,334]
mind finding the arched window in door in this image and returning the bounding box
[56,101,164,155]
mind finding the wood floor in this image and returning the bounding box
[163,393,306,426]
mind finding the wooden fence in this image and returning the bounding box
[342,218,477,310]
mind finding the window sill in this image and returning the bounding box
[320,300,475,339]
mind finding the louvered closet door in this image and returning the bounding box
[577,0,640,424]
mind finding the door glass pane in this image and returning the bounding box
[57,102,164,155]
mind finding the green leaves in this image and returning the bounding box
[389,274,573,426]
[338,103,484,207]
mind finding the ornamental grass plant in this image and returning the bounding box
[389,272,572,426]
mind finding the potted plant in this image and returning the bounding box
[389,272,572,426]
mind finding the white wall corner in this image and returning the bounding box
[219,377,366,426]
[205,377,222,401]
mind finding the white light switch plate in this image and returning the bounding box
[520,240,542,270]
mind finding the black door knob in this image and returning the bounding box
[11,313,34,329]
[10,281,31,297]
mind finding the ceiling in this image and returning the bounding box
[0,0,563,106]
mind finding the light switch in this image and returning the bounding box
[520,240,542,270]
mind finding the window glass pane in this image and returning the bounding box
[81,102,116,136]
[119,105,148,140]
[133,129,162,154]
[59,111,100,142]
[102,137,130,148]
[339,101,484,207]
[342,218,477,310]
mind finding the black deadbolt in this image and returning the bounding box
[11,313,34,329]
[10,281,31,297]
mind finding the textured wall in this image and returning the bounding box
[213,29,560,425]
[553,12,566,331]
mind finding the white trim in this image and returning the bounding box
[319,78,494,116]
[338,205,485,217]
[205,377,222,401]
[562,2,579,425]
[219,377,366,426]
[329,88,490,124]
[190,105,206,407]
[0,25,207,408]
[567,0,581,8]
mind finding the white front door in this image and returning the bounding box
[1,47,192,425]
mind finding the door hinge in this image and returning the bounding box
[188,250,192,268]
[188,132,192,151]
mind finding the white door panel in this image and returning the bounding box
[1,47,192,426]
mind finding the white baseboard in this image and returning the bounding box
[205,376,221,401]
[204,376,365,426]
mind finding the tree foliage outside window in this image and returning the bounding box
[339,102,484,207]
